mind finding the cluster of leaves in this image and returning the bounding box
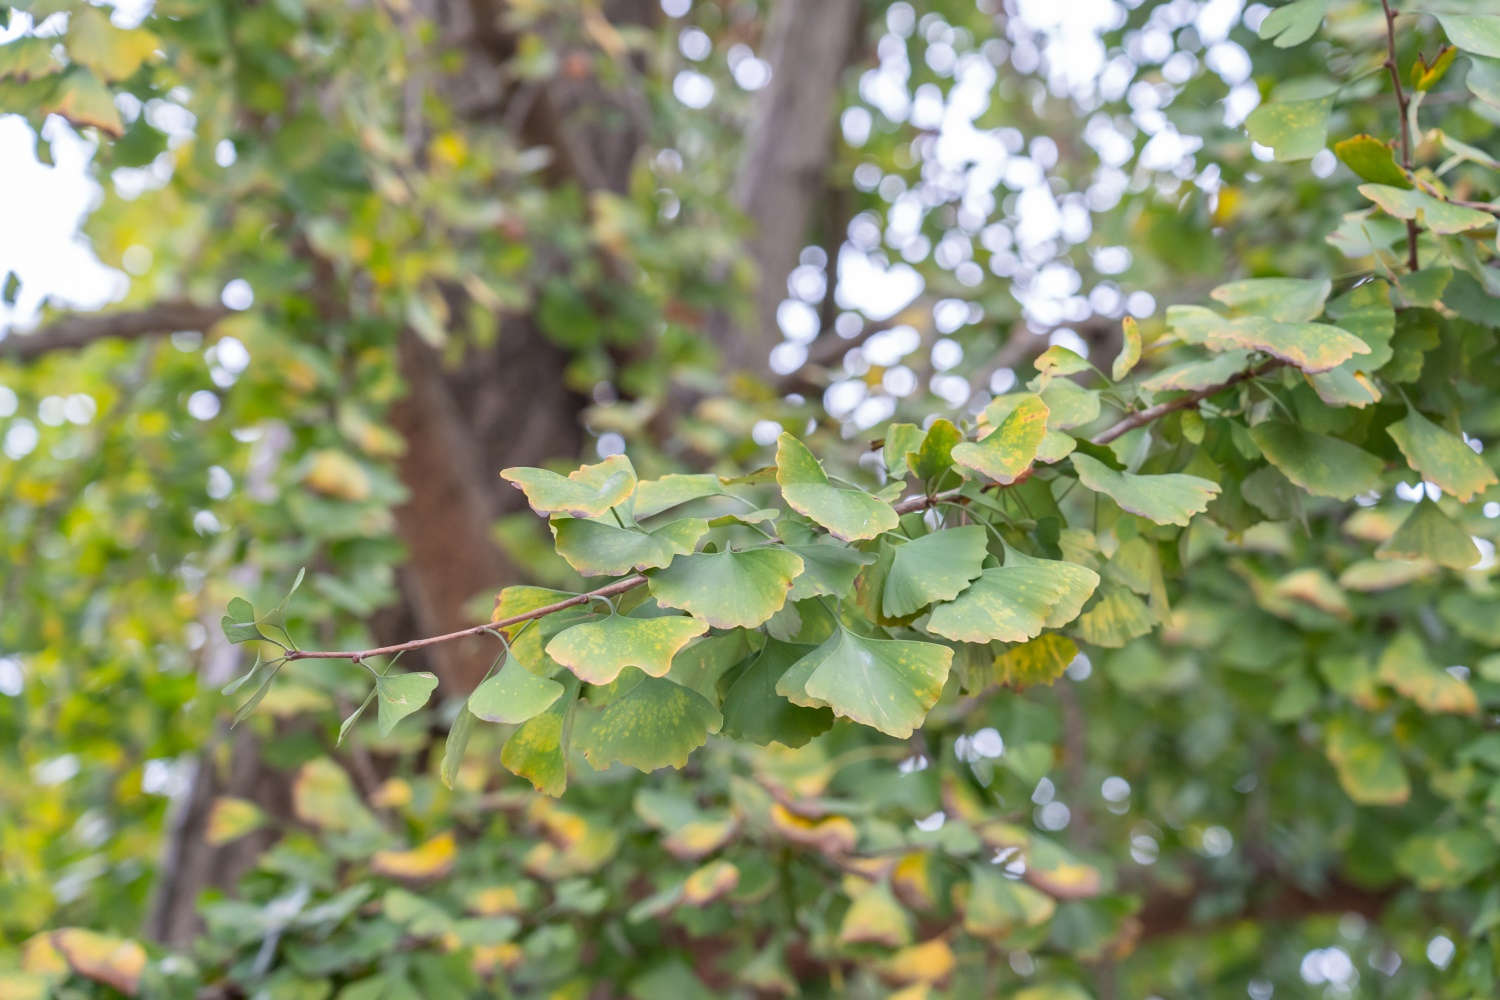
[5,1,1500,999]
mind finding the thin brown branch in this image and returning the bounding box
[1135,871,1396,940]
[287,355,1287,667]
[1092,359,1284,444]
[1380,0,1421,271]
[0,301,232,363]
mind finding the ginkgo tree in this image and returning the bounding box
[4,0,1500,999]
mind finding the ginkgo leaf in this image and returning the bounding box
[633,474,723,517]
[204,797,266,846]
[1377,631,1477,715]
[1074,585,1154,648]
[720,639,833,748]
[468,655,564,724]
[648,547,804,629]
[545,614,708,685]
[952,396,1049,485]
[1210,276,1331,322]
[501,678,577,796]
[961,864,1056,938]
[551,516,708,576]
[1113,316,1142,380]
[45,67,125,136]
[1377,499,1480,570]
[1249,421,1384,500]
[1386,409,1497,503]
[1325,717,1409,806]
[1005,549,1101,627]
[1359,184,1494,234]
[576,671,722,771]
[839,882,912,947]
[1435,12,1500,59]
[882,525,989,617]
[990,634,1079,689]
[882,423,926,479]
[1396,829,1498,890]
[1245,92,1333,160]
[906,419,963,482]
[375,671,439,736]
[501,454,637,518]
[776,433,898,541]
[927,564,1069,644]
[1309,278,1395,408]
[372,832,457,881]
[775,628,952,738]
[1071,453,1220,526]
[1214,316,1368,372]
[1257,0,1326,47]
[1033,345,1092,378]
[1333,134,1408,187]
[785,543,875,601]
[1141,351,1255,392]
[51,930,147,997]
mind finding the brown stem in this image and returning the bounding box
[0,301,232,362]
[1380,0,1420,271]
[1092,359,1283,444]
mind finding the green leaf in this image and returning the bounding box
[440,703,477,788]
[882,525,989,617]
[648,547,804,629]
[551,516,707,576]
[501,677,577,796]
[785,543,875,601]
[1308,278,1394,408]
[952,396,1049,484]
[1033,345,1092,378]
[1257,0,1326,47]
[1074,586,1154,648]
[500,454,637,518]
[775,628,952,738]
[1397,829,1499,890]
[1169,305,1370,372]
[1071,453,1220,526]
[338,689,376,745]
[545,614,708,685]
[0,36,61,79]
[1377,498,1479,570]
[1358,184,1494,234]
[1386,409,1497,503]
[1112,316,1141,381]
[1468,56,1500,108]
[907,418,964,482]
[1141,351,1255,393]
[469,655,564,723]
[776,433,898,541]
[44,67,123,136]
[1325,717,1409,806]
[1249,421,1384,500]
[1246,93,1333,160]
[927,555,1098,645]
[221,596,261,644]
[1435,12,1500,59]
[961,864,1055,938]
[721,639,833,747]
[1332,134,1409,187]
[882,423,926,479]
[577,672,722,771]
[1210,277,1331,322]
[633,474,723,517]
[375,672,439,736]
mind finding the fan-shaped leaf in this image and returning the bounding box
[501,454,637,518]
[468,655,564,724]
[648,547,804,629]
[1249,421,1384,500]
[501,677,577,796]
[1386,409,1497,503]
[552,516,707,576]
[1377,499,1479,570]
[1325,717,1409,806]
[721,639,833,747]
[545,614,708,685]
[882,525,989,617]
[576,672,722,772]
[1071,453,1220,526]
[927,563,1072,644]
[1211,276,1331,322]
[375,671,439,736]
[1359,184,1494,234]
[775,628,952,738]
[952,397,1049,485]
[776,433,898,541]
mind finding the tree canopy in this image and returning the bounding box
[3,0,1500,997]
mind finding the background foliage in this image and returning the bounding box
[3,0,1500,997]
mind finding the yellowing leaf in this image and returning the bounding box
[1113,316,1142,380]
[878,939,956,986]
[952,396,1049,484]
[1071,453,1220,527]
[769,803,858,855]
[500,454,637,518]
[1377,631,1477,715]
[51,930,146,997]
[304,449,372,501]
[575,672,722,771]
[682,860,739,906]
[545,614,708,685]
[1325,718,1409,806]
[371,832,457,881]
[1377,498,1480,570]
[204,796,266,846]
[838,881,912,947]
[648,547,803,629]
